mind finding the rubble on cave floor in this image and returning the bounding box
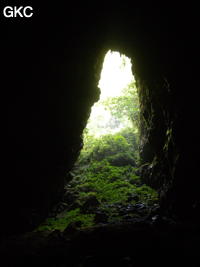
[1,215,199,267]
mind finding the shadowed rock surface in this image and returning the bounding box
[1,217,199,266]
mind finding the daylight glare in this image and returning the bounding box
[86,50,135,137]
[98,50,134,99]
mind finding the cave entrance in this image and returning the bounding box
[86,50,139,138]
[66,51,158,226]
[36,51,158,232]
[80,49,140,170]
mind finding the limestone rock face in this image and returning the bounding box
[2,5,199,235]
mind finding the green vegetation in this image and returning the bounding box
[80,130,139,166]
[35,52,158,233]
[36,135,157,232]
[36,209,95,232]
[35,114,157,233]
[102,81,140,130]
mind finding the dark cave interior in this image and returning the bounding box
[1,4,200,267]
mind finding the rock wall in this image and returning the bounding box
[2,7,105,235]
[134,9,200,219]
[2,5,199,235]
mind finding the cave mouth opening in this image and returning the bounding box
[86,50,138,138]
[35,50,158,232]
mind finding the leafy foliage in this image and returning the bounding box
[79,130,139,166]
[35,209,95,232]
[35,136,157,232]
[102,81,140,129]
[72,159,157,206]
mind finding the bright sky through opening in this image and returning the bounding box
[98,50,134,100]
[86,50,135,137]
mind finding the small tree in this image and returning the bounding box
[102,80,140,130]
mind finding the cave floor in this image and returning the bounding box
[1,216,199,267]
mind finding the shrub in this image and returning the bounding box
[35,208,95,232]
